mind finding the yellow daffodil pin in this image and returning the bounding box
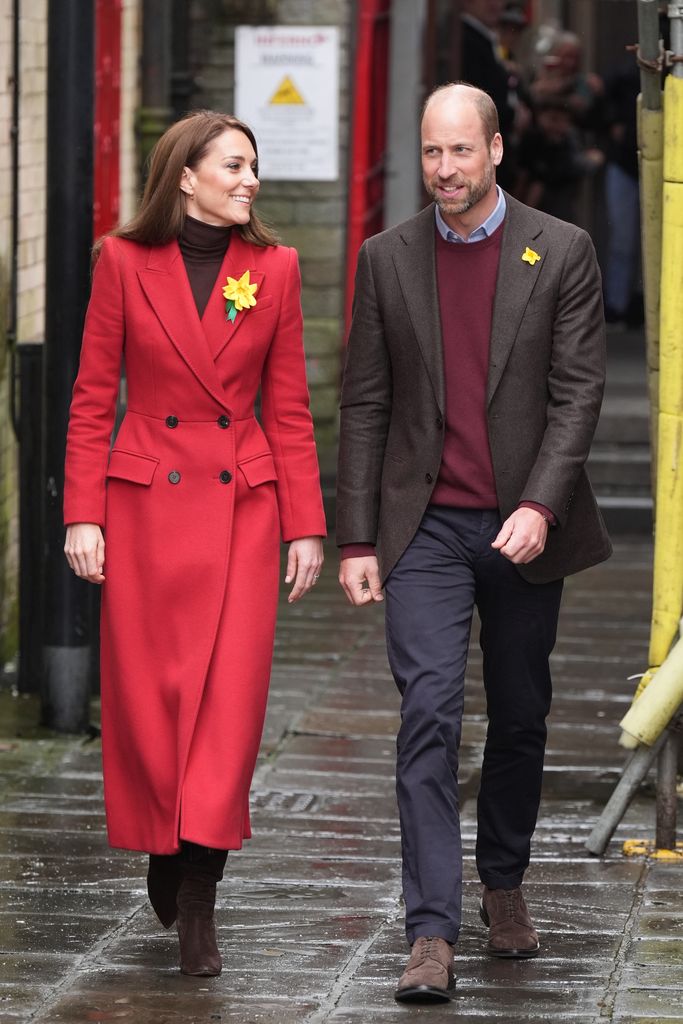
[522,246,541,266]
[222,270,258,323]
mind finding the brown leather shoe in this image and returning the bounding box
[176,849,227,976]
[394,936,455,1003]
[480,885,540,958]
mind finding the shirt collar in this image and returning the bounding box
[435,187,506,244]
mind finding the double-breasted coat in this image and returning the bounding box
[336,194,612,583]
[64,231,326,855]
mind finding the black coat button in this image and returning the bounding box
[217,415,231,429]
[436,416,443,429]
[425,473,433,484]
[219,470,232,484]
[168,471,181,484]
[165,415,179,428]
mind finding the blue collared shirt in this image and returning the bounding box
[435,186,506,243]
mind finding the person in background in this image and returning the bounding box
[516,97,604,223]
[603,63,643,326]
[461,0,517,190]
[529,31,604,139]
[63,111,325,978]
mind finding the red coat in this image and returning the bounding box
[64,232,326,854]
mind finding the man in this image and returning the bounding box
[336,83,610,1004]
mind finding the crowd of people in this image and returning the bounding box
[460,0,643,326]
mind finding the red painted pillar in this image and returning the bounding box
[345,0,391,332]
[94,0,122,237]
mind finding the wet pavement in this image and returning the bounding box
[1,535,682,1023]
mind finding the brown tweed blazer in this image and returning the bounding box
[336,193,612,585]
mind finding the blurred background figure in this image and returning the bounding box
[515,98,604,222]
[529,30,604,141]
[602,63,643,325]
[460,0,517,189]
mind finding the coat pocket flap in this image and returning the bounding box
[238,452,278,487]
[106,449,159,486]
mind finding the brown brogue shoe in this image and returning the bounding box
[394,936,455,1003]
[480,885,540,958]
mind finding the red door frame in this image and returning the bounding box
[344,0,391,332]
[94,0,122,238]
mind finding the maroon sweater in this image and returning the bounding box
[430,223,502,506]
[341,221,553,559]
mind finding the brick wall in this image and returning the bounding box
[187,0,352,463]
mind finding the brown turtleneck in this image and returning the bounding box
[179,214,233,319]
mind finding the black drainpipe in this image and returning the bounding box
[40,0,95,732]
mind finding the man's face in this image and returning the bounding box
[421,96,502,221]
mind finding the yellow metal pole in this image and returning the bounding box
[648,70,683,671]
[638,98,663,493]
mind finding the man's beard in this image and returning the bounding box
[425,162,495,216]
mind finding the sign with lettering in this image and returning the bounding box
[235,26,340,181]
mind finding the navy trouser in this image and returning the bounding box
[384,507,563,945]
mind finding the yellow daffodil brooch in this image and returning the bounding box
[522,246,541,266]
[222,270,258,323]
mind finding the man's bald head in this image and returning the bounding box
[422,83,500,147]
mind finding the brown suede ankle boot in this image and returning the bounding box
[176,847,228,976]
[147,853,183,928]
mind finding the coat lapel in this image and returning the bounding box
[487,196,546,404]
[391,206,445,414]
[203,232,265,362]
[137,242,230,411]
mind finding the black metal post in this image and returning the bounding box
[41,0,95,732]
[17,343,44,694]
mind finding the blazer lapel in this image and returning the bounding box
[137,242,230,410]
[487,196,547,404]
[204,233,265,361]
[391,206,445,414]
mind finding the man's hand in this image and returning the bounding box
[491,507,548,564]
[339,555,384,606]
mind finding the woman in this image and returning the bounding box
[63,111,326,976]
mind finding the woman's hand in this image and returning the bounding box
[64,523,106,584]
[285,536,324,603]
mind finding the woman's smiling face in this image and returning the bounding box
[181,128,259,227]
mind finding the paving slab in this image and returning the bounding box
[0,535,682,1021]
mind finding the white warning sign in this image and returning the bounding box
[235,26,339,181]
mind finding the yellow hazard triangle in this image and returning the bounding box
[269,75,306,105]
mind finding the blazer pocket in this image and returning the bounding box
[238,452,278,487]
[250,294,275,313]
[106,449,159,486]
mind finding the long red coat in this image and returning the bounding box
[64,232,326,855]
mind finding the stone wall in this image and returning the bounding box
[188,0,352,463]
[0,0,48,668]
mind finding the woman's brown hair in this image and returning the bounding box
[96,110,278,256]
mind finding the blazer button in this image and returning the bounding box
[425,472,433,484]
[165,415,179,428]
[219,470,232,484]
[168,470,181,484]
[217,415,231,429]
[436,416,443,429]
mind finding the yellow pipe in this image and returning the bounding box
[638,99,663,494]
[620,627,683,747]
[647,73,683,671]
